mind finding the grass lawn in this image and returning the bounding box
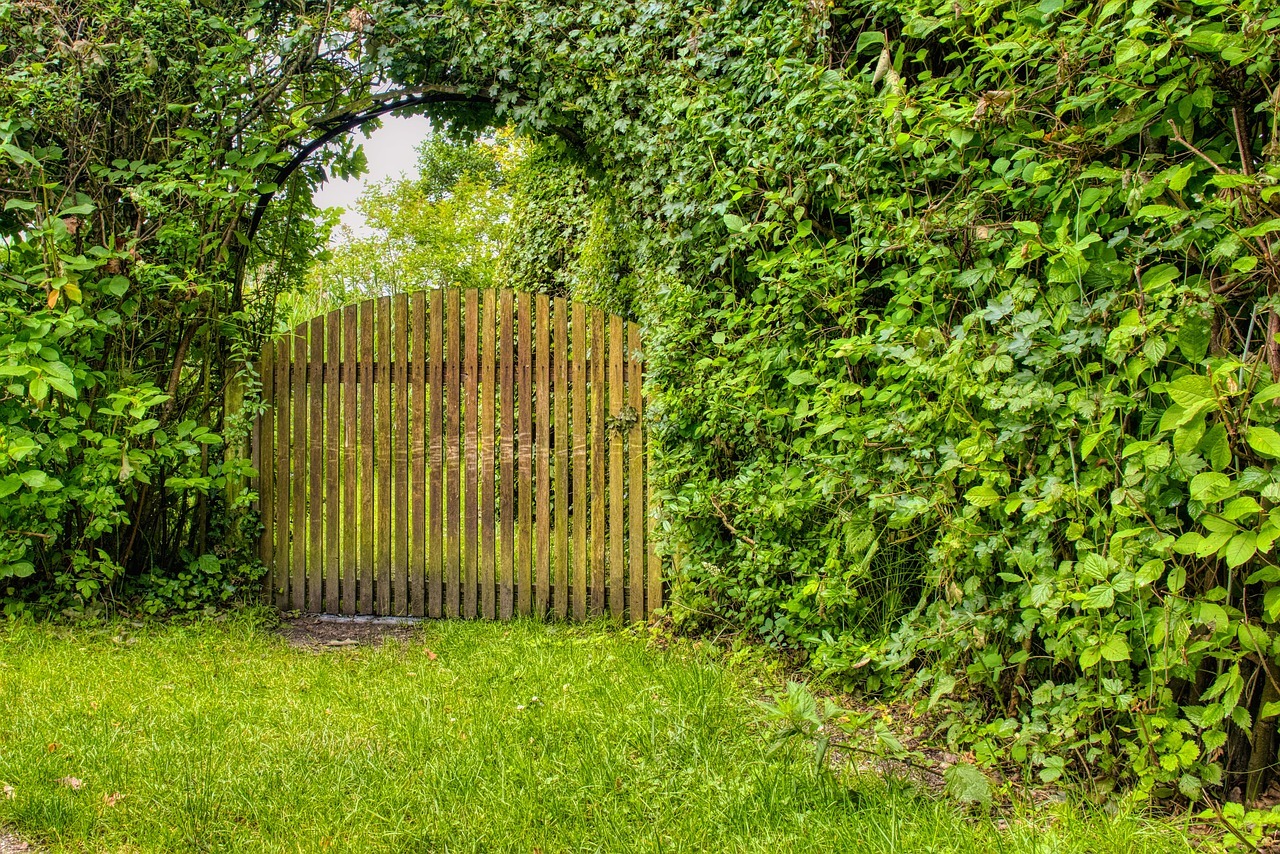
[0,613,1206,853]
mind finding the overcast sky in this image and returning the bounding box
[313,113,434,239]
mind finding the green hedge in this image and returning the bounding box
[373,0,1280,797]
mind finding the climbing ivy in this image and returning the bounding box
[368,0,1280,799]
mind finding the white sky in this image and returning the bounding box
[313,113,434,239]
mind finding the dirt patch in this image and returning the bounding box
[277,615,422,650]
[0,828,35,853]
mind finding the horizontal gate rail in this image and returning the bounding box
[252,288,661,621]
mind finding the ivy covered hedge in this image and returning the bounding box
[370,0,1280,798]
[8,0,1280,801]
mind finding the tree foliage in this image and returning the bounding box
[295,131,520,319]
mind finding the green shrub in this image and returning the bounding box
[372,0,1280,797]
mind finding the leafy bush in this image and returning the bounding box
[0,0,363,612]
[370,0,1280,798]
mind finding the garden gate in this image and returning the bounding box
[250,289,661,621]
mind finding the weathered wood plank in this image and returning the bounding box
[446,288,462,617]
[257,346,274,596]
[273,337,290,609]
[517,291,533,617]
[308,316,325,612]
[428,288,444,618]
[342,304,358,615]
[359,301,375,615]
[591,309,606,616]
[480,289,497,620]
[464,288,480,619]
[571,304,588,621]
[325,311,341,613]
[376,296,393,615]
[648,504,662,617]
[628,323,644,621]
[535,293,551,617]
[292,324,307,611]
[393,292,410,616]
[410,291,427,617]
[608,314,624,621]
[499,290,515,620]
[553,299,569,619]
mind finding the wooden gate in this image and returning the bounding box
[250,289,660,620]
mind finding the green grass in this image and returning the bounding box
[0,615,1206,853]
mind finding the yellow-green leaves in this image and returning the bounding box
[1247,426,1280,459]
[1190,471,1235,503]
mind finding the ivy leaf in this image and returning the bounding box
[1136,559,1164,586]
[943,762,992,807]
[1265,587,1280,623]
[1247,426,1280,459]
[1178,318,1211,363]
[1166,375,1215,412]
[1100,635,1130,662]
[1237,622,1268,653]
[1224,532,1257,568]
[1082,583,1115,609]
[1198,424,1230,471]
[1221,496,1261,521]
[855,31,886,54]
[786,370,816,385]
[964,485,1001,507]
[1141,264,1180,291]
[1189,472,1235,503]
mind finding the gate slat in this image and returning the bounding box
[608,314,624,620]
[481,290,497,619]
[628,323,644,621]
[292,325,307,611]
[464,289,480,619]
[591,309,606,616]
[410,291,427,617]
[535,293,551,616]
[308,316,324,613]
[393,293,410,617]
[499,290,515,619]
[572,305,588,621]
[428,288,444,618]
[446,288,462,617]
[517,291,533,616]
[359,301,375,615]
[649,497,662,617]
[376,296,393,615]
[325,312,341,613]
[257,346,274,594]
[274,338,290,608]
[554,299,569,619]
[343,305,358,615]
